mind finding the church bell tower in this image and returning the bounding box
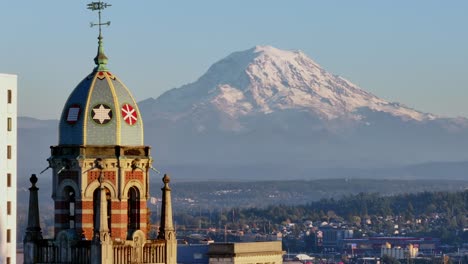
[24,3,177,263]
[49,1,150,241]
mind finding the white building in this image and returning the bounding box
[0,74,17,264]
[381,243,418,260]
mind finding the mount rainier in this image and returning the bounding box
[137,45,468,179]
[143,46,435,123]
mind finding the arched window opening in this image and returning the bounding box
[128,187,140,231]
[93,187,112,232]
[63,186,76,229]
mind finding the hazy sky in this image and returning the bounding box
[1,1,467,119]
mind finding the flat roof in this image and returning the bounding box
[0,73,18,78]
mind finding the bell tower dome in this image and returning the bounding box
[58,35,143,146]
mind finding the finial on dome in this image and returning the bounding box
[87,1,112,72]
[94,34,109,71]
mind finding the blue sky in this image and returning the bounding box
[1,1,467,119]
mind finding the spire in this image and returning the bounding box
[158,174,175,239]
[87,2,112,72]
[94,34,109,71]
[24,174,43,242]
[158,174,177,264]
[24,174,43,264]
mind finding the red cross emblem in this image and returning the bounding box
[121,103,138,125]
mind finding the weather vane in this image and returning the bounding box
[87,1,112,35]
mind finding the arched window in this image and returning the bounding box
[93,187,111,232]
[63,186,76,229]
[128,186,140,231]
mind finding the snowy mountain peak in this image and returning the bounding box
[153,46,435,122]
[253,45,304,60]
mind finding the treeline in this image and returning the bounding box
[171,190,468,232]
[321,191,467,217]
[241,191,468,225]
[168,179,468,210]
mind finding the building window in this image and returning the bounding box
[7,145,11,159]
[64,186,76,229]
[6,229,10,243]
[93,187,112,232]
[7,201,11,215]
[6,257,10,264]
[7,173,11,187]
[128,186,140,231]
[7,117,12,131]
[7,90,12,104]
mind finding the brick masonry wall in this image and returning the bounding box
[52,152,151,241]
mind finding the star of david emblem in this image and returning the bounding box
[121,103,138,125]
[92,104,112,125]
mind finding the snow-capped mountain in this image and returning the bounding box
[143,45,435,125]
[136,45,468,174]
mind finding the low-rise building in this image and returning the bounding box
[381,243,418,260]
[208,241,284,264]
[342,237,439,257]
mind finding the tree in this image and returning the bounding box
[405,202,414,221]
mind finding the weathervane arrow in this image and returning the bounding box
[87,1,112,35]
